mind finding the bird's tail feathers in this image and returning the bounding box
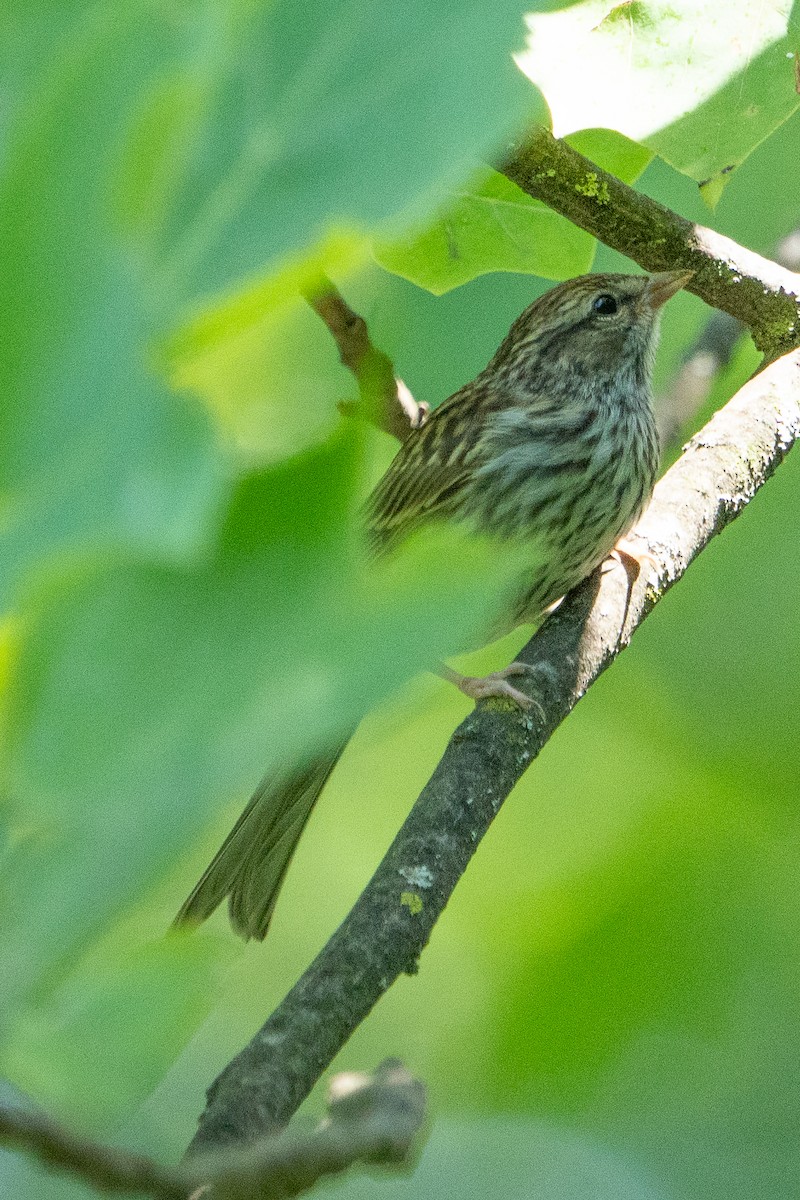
[174,746,346,941]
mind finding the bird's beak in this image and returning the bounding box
[644,269,694,310]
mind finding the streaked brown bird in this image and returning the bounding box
[176,269,691,940]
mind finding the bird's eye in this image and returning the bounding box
[592,294,618,316]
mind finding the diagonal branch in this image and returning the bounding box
[189,345,800,1151]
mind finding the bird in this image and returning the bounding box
[175,268,692,940]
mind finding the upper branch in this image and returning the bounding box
[188,347,800,1151]
[500,126,800,360]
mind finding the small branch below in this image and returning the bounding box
[1,1062,425,1200]
[187,1060,425,1199]
[0,1101,185,1199]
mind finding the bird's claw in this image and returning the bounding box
[603,538,658,582]
[454,663,542,714]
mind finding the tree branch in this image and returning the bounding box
[188,343,800,1151]
[302,273,427,441]
[0,1062,424,1200]
[500,126,800,360]
[185,130,800,1155]
[188,1060,425,1200]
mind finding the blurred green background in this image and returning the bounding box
[2,2,800,1198]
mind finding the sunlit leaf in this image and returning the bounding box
[519,0,800,197]
[375,130,651,294]
[375,169,595,293]
[170,233,367,466]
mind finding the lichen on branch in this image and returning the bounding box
[500,126,800,360]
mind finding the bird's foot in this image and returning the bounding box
[601,537,659,640]
[440,662,539,712]
[604,537,658,583]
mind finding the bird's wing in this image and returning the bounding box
[365,386,481,555]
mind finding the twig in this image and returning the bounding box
[656,224,800,449]
[655,310,742,450]
[302,274,427,441]
[187,1060,424,1200]
[188,346,800,1151]
[500,127,800,360]
[0,1062,425,1200]
[0,1101,186,1198]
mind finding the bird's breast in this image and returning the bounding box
[470,389,659,619]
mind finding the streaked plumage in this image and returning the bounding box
[176,270,690,940]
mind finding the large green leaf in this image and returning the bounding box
[4,935,230,1131]
[519,0,800,199]
[169,233,367,467]
[374,130,651,293]
[0,422,533,1023]
[0,0,540,606]
[0,5,226,610]
[374,168,595,293]
[152,0,541,305]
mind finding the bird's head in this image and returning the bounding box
[487,270,693,390]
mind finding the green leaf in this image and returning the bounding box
[4,935,230,1131]
[519,0,800,195]
[169,233,367,467]
[374,168,596,293]
[0,6,226,610]
[1,422,534,1019]
[374,129,651,294]
[150,0,542,307]
[564,129,653,183]
[716,101,800,254]
[1,0,538,601]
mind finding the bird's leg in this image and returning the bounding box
[437,662,537,710]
